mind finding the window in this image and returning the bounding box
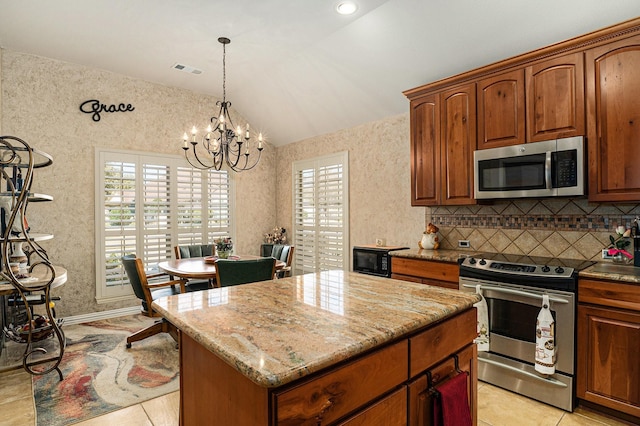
[292,151,349,274]
[95,149,234,303]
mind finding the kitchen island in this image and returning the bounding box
[153,270,481,425]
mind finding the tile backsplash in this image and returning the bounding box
[427,198,640,261]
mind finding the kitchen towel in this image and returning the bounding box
[535,294,556,375]
[432,372,472,426]
[474,284,490,351]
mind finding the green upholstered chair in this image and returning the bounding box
[260,244,294,278]
[122,254,188,348]
[173,244,215,290]
[215,257,276,287]
[174,244,215,259]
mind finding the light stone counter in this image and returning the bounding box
[390,248,477,263]
[580,262,640,284]
[152,270,480,388]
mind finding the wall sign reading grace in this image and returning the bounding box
[79,99,135,122]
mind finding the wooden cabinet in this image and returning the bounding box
[526,52,585,142]
[409,84,476,206]
[179,309,477,425]
[408,344,476,426]
[441,83,477,205]
[477,69,525,149]
[586,34,640,202]
[391,257,459,289]
[577,278,640,418]
[410,93,440,206]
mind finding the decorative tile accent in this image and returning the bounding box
[433,198,640,260]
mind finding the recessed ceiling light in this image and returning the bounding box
[336,1,358,15]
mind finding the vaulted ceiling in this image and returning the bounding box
[1,1,639,146]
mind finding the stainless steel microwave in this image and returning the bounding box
[474,136,585,199]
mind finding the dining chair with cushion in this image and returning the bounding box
[215,257,276,287]
[173,244,215,290]
[269,244,295,278]
[122,254,188,348]
[174,244,215,259]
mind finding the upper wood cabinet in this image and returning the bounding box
[526,52,585,142]
[410,94,440,206]
[441,83,477,205]
[409,85,476,206]
[477,69,525,149]
[586,34,640,202]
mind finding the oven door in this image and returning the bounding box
[460,278,575,375]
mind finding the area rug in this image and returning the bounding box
[32,314,179,426]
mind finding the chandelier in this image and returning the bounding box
[182,37,263,172]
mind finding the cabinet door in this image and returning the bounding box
[407,344,477,426]
[526,52,585,142]
[440,83,477,205]
[586,34,640,202]
[577,304,640,418]
[410,94,440,206]
[477,69,525,149]
[337,387,407,426]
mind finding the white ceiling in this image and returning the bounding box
[1,1,639,146]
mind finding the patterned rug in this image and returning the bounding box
[32,315,179,426]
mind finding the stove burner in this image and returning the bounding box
[459,253,595,292]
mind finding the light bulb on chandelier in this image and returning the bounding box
[181,37,264,172]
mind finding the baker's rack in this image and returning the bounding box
[0,135,66,380]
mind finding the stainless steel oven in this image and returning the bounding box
[459,254,593,412]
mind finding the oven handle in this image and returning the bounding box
[461,283,570,304]
[479,357,568,388]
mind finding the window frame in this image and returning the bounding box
[94,148,235,303]
[292,151,349,275]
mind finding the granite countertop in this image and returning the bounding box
[152,270,480,388]
[391,248,475,263]
[579,262,640,284]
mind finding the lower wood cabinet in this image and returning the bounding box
[577,278,640,419]
[391,257,459,289]
[179,309,477,425]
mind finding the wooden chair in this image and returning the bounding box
[121,254,188,348]
[215,258,276,287]
[261,244,294,278]
[173,244,215,290]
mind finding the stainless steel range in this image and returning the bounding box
[459,253,594,412]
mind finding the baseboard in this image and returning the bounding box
[62,306,141,326]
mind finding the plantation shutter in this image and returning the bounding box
[206,170,234,242]
[293,151,349,274]
[142,163,172,272]
[99,153,138,299]
[96,150,234,303]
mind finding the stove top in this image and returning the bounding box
[459,253,596,292]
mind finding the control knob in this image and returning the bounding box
[541,265,550,273]
[468,257,476,265]
[479,259,487,266]
[555,266,565,274]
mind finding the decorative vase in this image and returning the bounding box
[218,249,232,259]
[10,241,28,264]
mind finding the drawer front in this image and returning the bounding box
[391,257,459,283]
[409,308,476,377]
[579,279,640,311]
[337,387,407,426]
[275,340,408,425]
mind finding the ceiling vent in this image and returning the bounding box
[171,63,203,75]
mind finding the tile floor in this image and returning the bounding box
[0,368,635,426]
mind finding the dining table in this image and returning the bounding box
[157,255,285,287]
